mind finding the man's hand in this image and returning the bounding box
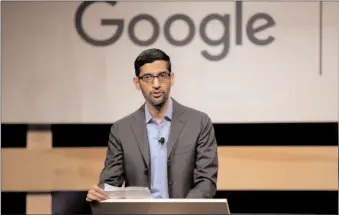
[86,184,109,202]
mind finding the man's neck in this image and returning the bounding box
[146,99,170,122]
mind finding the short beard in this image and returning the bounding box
[141,88,170,109]
[150,94,168,109]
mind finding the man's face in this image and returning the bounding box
[133,60,174,107]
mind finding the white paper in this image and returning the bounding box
[103,183,153,199]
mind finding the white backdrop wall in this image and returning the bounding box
[2,1,338,123]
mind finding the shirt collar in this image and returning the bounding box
[145,97,173,123]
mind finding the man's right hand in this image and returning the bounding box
[86,184,109,202]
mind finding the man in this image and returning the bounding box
[86,48,218,201]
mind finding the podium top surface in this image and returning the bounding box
[91,199,230,215]
[100,198,228,203]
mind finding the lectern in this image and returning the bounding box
[90,199,230,214]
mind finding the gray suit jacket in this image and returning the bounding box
[99,98,218,198]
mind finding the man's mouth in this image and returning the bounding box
[152,92,163,98]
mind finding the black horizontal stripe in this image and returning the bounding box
[51,122,337,147]
[1,190,337,214]
[52,124,111,147]
[1,122,337,148]
[28,124,51,131]
[214,122,338,146]
[49,190,338,214]
[215,190,338,214]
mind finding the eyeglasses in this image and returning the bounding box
[138,72,171,83]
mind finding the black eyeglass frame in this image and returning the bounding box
[138,71,171,83]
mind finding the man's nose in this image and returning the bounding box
[152,77,160,88]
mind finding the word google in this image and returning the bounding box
[75,1,276,61]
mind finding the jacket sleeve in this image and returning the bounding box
[98,124,125,187]
[186,113,219,198]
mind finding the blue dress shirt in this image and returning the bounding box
[145,98,173,199]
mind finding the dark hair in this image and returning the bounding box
[134,48,171,77]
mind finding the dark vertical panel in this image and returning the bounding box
[51,191,91,214]
[1,192,26,214]
[1,124,27,148]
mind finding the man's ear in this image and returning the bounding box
[170,72,175,87]
[133,77,140,90]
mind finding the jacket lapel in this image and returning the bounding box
[131,105,150,168]
[167,99,187,158]
[131,99,187,165]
